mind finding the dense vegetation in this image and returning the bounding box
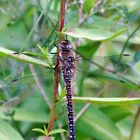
[0,0,140,140]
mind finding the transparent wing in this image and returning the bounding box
[73,53,139,90]
[19,48,132,73]
[0,64,55,109]
[74,53,132,73]
[0,50,138,110]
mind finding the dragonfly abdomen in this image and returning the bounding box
[58,40,75,140]
[65,80,75,140]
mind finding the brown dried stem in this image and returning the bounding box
[47,0,66,133]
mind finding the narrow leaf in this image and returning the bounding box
[49,129,66,135]
[0,46,54,68]
[75,105,125,140]
[68,97,140,105]
[32,128,48,136]
[37,44,46,54]
[62,28,126,41]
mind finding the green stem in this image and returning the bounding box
[118,23,140,62]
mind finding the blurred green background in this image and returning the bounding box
[0,0,140,140]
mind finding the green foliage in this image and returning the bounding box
[62,27,126,41]
[32,125,66,136]
[0,46,53,68]
[100,105,136,122]
[83,0,96,14]
[0,119,24,140]
[0,0,140,140]
[71,97,140,105]
[75,105,125,140]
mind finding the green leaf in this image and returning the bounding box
[22,51,44,57]
[75,105,125,140]
[62,28,126,41]
[100,106,136,122]
[0,94,50,123]
[32,128,66,137]
[0,108,49,123]
[32,128,48,136]
[0,46,54,68]
[37,44,46,54]
[70,97,140,105]
[83,0,96,14]
[49,129,66,135]
[115,34,140,45]
[36,44,53,63]
[76,41,100,58]
[43,125,48,131]
[117,116,140,140]
[0,21,29,49]
[0,119,24,140]
[86,71,138,89]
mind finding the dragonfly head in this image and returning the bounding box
[59,40,73,51]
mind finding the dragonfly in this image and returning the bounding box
[0,47,136,99]
[0,40,139,139]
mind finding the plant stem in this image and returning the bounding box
[59,0,66,31]
[118,23,140,62]
[74,103,90,122]
[47,0,66,133]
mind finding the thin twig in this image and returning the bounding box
[74,83,110,122]
[74,103,90,122]
[29,64,51,108]
[79,0,104,26]
[118,23,140,62]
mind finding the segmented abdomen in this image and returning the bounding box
[65,80,75,140]
[58,40,75,140]
[61,65,75,140]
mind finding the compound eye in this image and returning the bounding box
[68,44,72,49]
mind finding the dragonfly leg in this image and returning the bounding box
[54,44,59,48]
[13,52,19,54]
[54,62,59,70]
[50,52,57,54]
